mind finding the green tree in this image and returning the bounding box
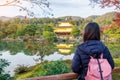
[43,24,53,32]
[0,20,3,30]
[0,31,4,39]
[71,26,80,37]
[11,18,22,24]
[6,24,17,34]
[2,20,10,28]
[16,30,25,37]
[43,31,56,42]
[23,24,38,36]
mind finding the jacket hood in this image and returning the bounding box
[78,40,105,57]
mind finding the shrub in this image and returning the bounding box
[41,60,70,75]
[106,43,120,58]
[29,60,71,77]
[0,59,11,80]
[14,65,29,74]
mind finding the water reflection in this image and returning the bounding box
[0,41,32,55]
[44,52,74,61]
[0,41,75,76]
[56,43,74,54]
[0,51,73,76]
[0,51,39,76]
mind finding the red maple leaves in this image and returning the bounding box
[113,12,120,27]
[91,0,120,9]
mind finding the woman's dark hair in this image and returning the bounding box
[83,22,100,42]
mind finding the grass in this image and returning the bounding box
[112,72,120,80]
[15,60,71,80]
[112,59,120,80]
[106,43,120,58]
[114,58,120,67]
[14,64,39,80]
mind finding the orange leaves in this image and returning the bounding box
[101,0,111,8]
[112,0,120,9]
[90,0,120,33]
[115,12,120,18]
[90,0,120,9]
[100,25,109,33]
[102,13,120,34]
[113,12,120,27]
[109,24,115,30]
[105,0,120,9]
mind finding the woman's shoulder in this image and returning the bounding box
[76,42,86,50]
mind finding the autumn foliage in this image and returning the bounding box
[113,12,120,27]
[90,0,120,9]
[91,0,120,27]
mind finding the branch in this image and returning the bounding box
[0,0,20,6]
[90,0,120,10]
[0,0,52,17]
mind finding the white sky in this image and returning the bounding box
[0,0,117,18]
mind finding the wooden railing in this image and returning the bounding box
[24,67,120,80]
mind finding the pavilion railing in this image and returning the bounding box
[24,67,120,80]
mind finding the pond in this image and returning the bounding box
[0,41,75,76]
[1,41,119,77]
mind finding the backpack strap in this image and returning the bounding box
[97,59,104,80]
[100,53,103,59]
[79,47,104,80]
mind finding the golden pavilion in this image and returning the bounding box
[54,22,73,38]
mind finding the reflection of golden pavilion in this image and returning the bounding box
[56,44,73,48]
[54,22,73,38]
[56,43,73,54]
[58,49,71,54]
